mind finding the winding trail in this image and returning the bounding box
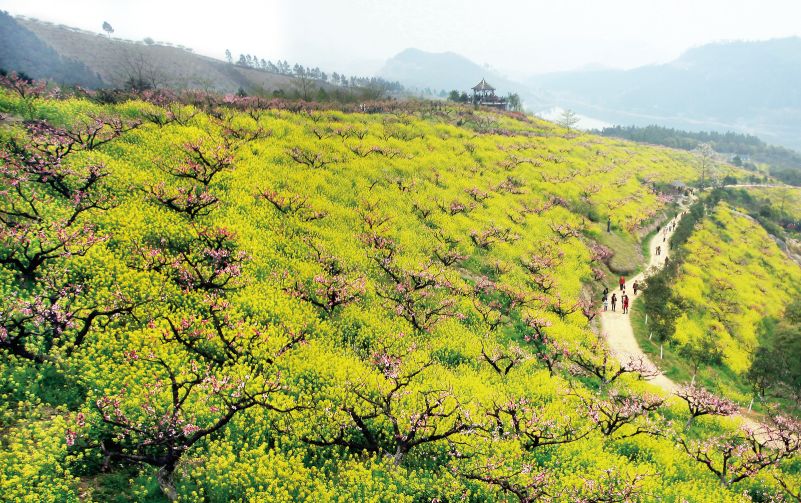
[600,209,683,394]
[600,185,792,395]
[599,188,785,439]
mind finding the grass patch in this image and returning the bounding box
[641,205,683,259]
[595,206,677,291]
[639,229,654,263]
[596,230,642,275]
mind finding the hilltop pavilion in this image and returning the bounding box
[471,78,508,110]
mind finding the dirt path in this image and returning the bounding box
[599,202,767,432]
[596,189,795,445]
[600,211,683,393]
[610,185,800,379]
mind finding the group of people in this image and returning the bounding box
[660,219,677,242]
[601,216,679,314]
[656,219,678,258]
[602,276,638,314]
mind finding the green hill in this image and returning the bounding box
[595,125,801,186]
[1,82,800,502]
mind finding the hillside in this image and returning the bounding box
[0,10,102,87]
[640,202,801,399]
[15,16,305,93]
[527,38,801,150]
[714,186,801,272]
[745,186,801,235]
[2,82,801,502]
[0,14,349,96]
[595,125,801,186]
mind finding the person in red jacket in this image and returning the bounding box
[619,276,625,291]
[622,294,630,314]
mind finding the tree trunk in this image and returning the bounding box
[156,464,178,501]
[392,445,408,466]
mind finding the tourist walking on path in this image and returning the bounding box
[619,276,625,291]
[611,293,617,312]
[632,280,639,295]
[622,294,629,314]
[603,296,609,311]
[656,245,661,256]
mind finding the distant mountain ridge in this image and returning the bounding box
[379,48,542,107]
[380,48,514,92]
[526,38,801,149]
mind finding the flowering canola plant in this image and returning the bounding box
[0,83,797,502]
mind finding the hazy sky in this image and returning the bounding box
[3,0,801,76]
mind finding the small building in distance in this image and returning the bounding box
[472,78,507,110]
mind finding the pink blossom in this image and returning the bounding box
[182,424,201,436]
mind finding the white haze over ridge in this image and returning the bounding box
[0,0,288,67]
[2,0,801,76]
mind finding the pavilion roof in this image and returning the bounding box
[472,78,495,91]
